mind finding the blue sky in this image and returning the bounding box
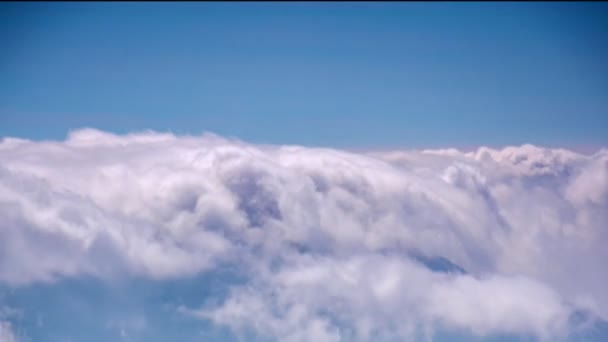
[1,2,607,148]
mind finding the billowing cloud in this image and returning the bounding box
[0,129,607,340]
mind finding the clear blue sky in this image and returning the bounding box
[1,2,607,148]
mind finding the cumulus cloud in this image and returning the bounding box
[193,254,574,341]
[0,129,607,340]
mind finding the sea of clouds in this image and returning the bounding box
[0,128,607,341]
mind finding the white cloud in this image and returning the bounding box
[0,129,607,340]
[0,320,17,342]
[193,254,573,341]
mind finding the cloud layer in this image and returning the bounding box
[1,129,607,341]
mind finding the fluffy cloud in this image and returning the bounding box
[0,129,607,340]
[194,254,573,341]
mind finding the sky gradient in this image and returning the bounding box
[1,2,607,148]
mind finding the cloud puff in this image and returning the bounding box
[0,321,17,342]
[0,129,607,340]
[0,307,19,342]
[194,254,573,341]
